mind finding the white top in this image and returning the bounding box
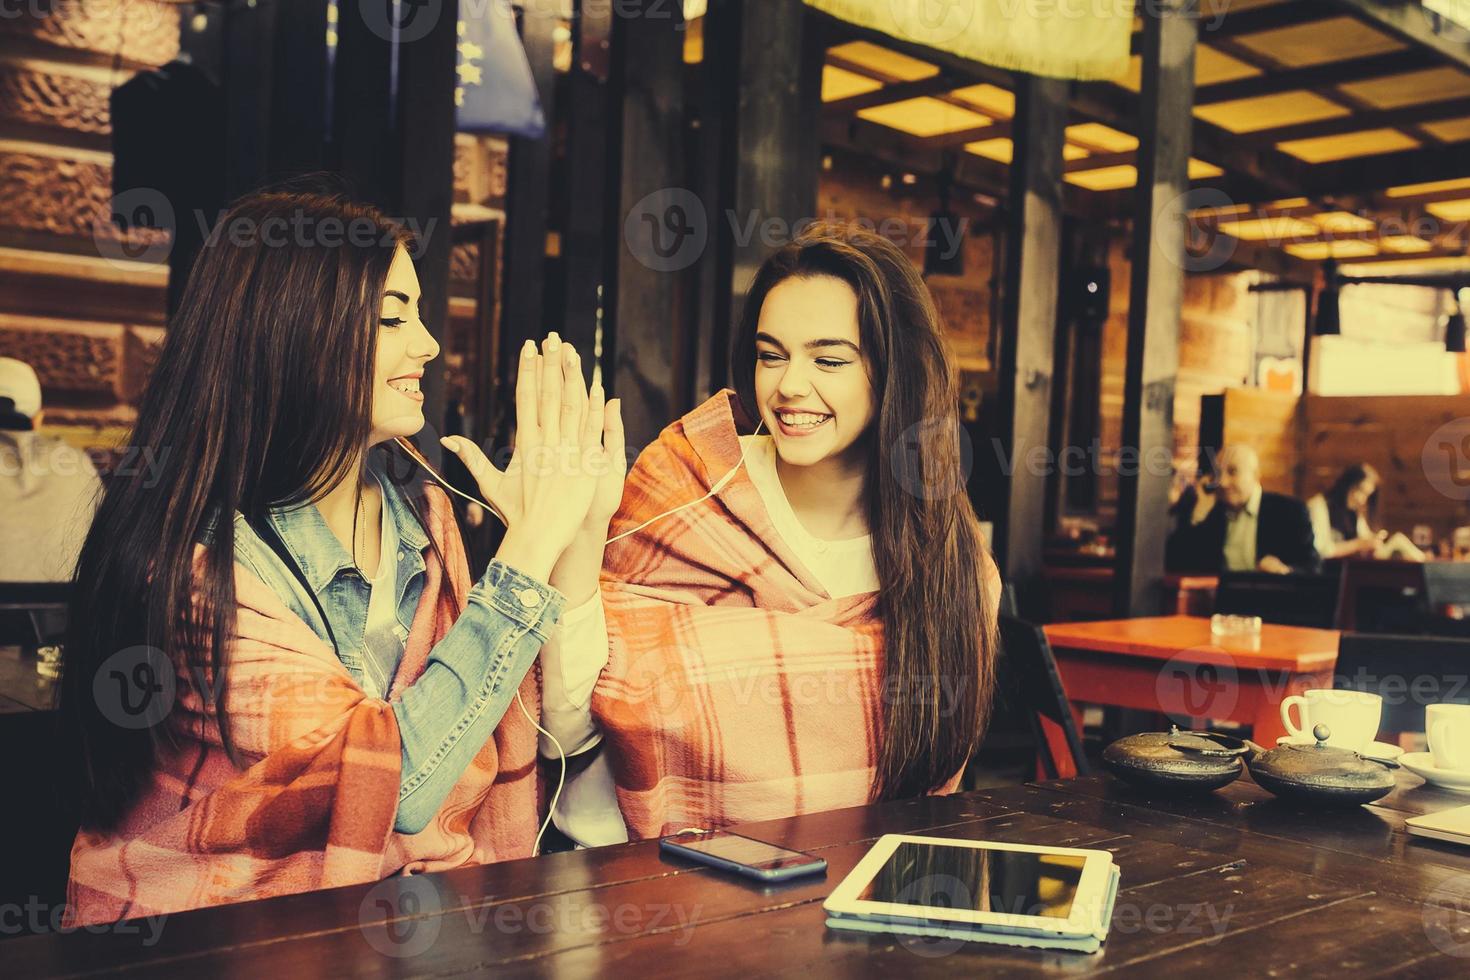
[359,485,402,700]
[538,434,878,846]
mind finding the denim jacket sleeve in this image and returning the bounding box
[392,559,565,835]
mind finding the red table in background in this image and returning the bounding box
[1041,615,1340,766]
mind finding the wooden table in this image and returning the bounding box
[1044,615,1339,744]
[11,771,1470,976]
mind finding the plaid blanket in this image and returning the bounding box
[593,391,998,837]
[65,486,540,925]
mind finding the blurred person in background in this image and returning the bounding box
[1167,444,1320,575]
[1307,463,1424,562]
[0,357,103,648]
[0,356,103,585]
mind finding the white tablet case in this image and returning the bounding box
[825,864,1122,955]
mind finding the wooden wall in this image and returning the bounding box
[0,3,507,460]
[1205,388,1470,542]
[1304,394,1470,542]
[1097,235,1257,521]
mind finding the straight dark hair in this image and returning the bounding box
[59,179,435,829]
[733,223,998,802]
[1325,462,1380,542]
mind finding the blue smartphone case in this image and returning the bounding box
[659,838,828,881]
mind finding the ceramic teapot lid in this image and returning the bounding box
[1247,723,1398,805]
[1103,726,1247,792]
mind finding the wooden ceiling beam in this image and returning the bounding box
[920,120,1013,150]
[1330,0,1470,72]
[1298,138,1470,196]
[1194,49,1424,104]
[821,70,961,115]
[1235,95,1470,147]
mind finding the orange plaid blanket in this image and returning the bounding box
[66,486,540,925]
[593,391,998,837]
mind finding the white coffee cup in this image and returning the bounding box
[1427,703,1470,772]
[1279,689,1382,750]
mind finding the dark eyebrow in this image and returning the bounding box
[384,290,411,303]
[754,331,860,354]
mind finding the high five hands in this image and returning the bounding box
[441,333,627,585]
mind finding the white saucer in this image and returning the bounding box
[1275,735,1404,760]
[1399,753,1470,793]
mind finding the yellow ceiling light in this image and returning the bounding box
[1195,91,1351,134]
[1268,197,1311,210]
[1428,198,1470,221]
[1115,45,1261,92]
[857,98,991,137]
[1386,177,1470,197]
[1377,235,1434,253]
[1339,68,1470,110]
[1234,16,1405,68]
[950,84,1014,118]
[1309,212,1377,234]
[1284,240,1380,260]
[1276,128,1420,163]
[1062,158,1222,192]
[821,65,883,103]
[1423,117,1470,143]
[827,41,938,81]
[1066,122,1138,153]
[1064,165,1138,191]
[1217,215,1320,242]
[967,138,1012,163]
[964,139,1088,164]
[1343,255,1470,274]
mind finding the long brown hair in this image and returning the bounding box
[733,223,998,801]
[60,178,430,828]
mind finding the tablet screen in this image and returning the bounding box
[856,842,1087,919]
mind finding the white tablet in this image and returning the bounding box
[823,834,1116,940]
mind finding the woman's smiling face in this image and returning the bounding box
[753,274,876,469]
[369,246,440,444]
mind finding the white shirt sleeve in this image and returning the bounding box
[538,590,628,846]
[538,591,610,758]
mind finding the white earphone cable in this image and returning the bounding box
[395,419,761,854]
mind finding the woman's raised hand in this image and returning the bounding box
[441,333,624,583]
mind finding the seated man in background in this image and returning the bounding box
[1167,444,1320,576]
[0,358,103,641]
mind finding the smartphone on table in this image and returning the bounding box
[660,830,828,882]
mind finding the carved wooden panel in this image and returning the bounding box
[0,62,113,135]
[0,2,180,67]
[0,317,126,398]
[450,241,480,283]
[0,149,166,254]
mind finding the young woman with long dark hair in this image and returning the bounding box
[59,181,622,923]
[1308,462,1424,561]
[506,224,1001,844]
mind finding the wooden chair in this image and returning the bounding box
[997,613,1089,779]
[1334,558,1425,633]
[1214,570,1340,628]
[1333,632,1470,735]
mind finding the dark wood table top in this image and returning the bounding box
[11,770,1470,977]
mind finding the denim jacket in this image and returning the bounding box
[231,460,565,834]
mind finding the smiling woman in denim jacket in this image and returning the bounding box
[57,178,625,924]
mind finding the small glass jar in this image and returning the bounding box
[1210,613,1262,638]
[35,645,62,680]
